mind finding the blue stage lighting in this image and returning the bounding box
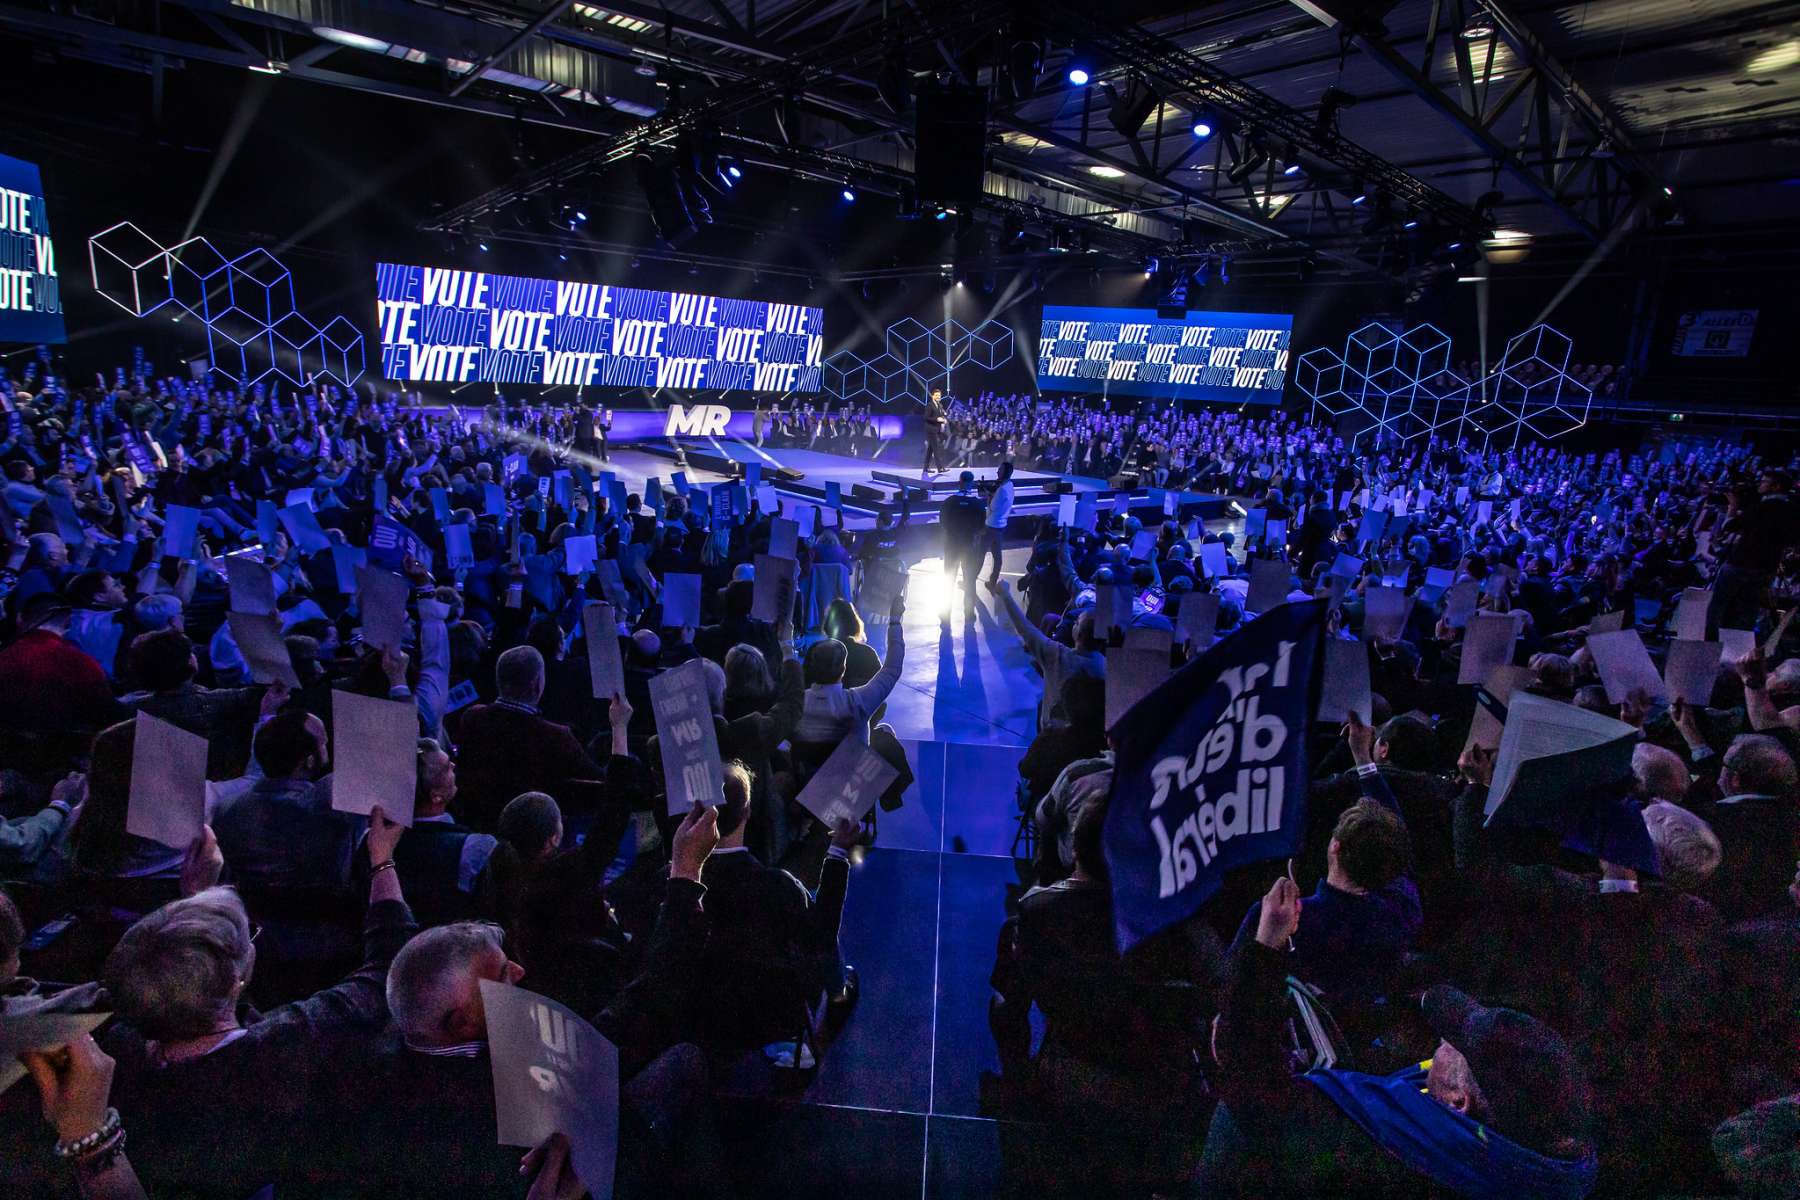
[1192,120,1213,139]
[842,187,857,202]
[1067,66,1090,86]
[477,241,490,252]
[727,165,742,179]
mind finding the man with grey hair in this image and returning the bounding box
[1699,732,1800,920]
[363,803,726,1195]
[1632,741,1691,804]
[454,644,606,830]
[68,808,414,1198]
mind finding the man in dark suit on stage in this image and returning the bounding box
[922,387,948,476]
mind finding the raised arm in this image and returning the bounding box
[848,595,907,718]
[997,578,1053,663]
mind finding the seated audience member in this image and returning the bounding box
[793,592,906,752]
[1201,874,1599,1198]
[0,769,85,881]
[997,578,1103,730]
[362,738,496,928]
[990,795,1221,1116]
[820,597,880,688]
[690,761,857,1058]
[368,804,724,1197]
[67,719,188,888]
[454,645,604,830]
[212,708,358,890]
[0,592,119,736]
[120,627,270,779]
[1698,732,1800,920]
[25,811,414,1200]
[1017,674,1108,801]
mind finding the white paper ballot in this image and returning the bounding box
[795,505,817,539]
[127,711,208,849]
[1587,628,1667,703]
[1663,638,1723,705]
[1486,692,1637,819]
[481,979,619,1200]
[331,690,419,826]
[1057,494,1077,526]
[1328,553,1363,580]
[563,533,598,576]
[660,573,702,629]
[1122,626,1173,656]
[751,553,798,624]
[1245,557,1291,614]
[769,518,799,560]
[1443,579,1480,629]
[444,524,474,570]
[1175,591,1221,650]
[649,659,725,815]
[1317,637,1373,724]
[1464,664,1538,752]
[583,603,625,701]
[1199,542,1229,579]
[795,738,899,829]
[1105,647,1171,729]
[1130,530,1156,560]
[1363,585,1411,643]
[1589,609,1626,635]
[1720,627,1756,664]
[356,565,410,653]
[1093,583,1133,640]
[1458,611,1522,685]
[228,612,301,688]
[226,557,276,615]
[1673,588,1711,641]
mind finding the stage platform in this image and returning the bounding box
[634,437,1233,529]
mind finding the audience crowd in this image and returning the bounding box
[0,348,1795,1199]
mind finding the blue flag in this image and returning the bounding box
[1104,598,1328,951]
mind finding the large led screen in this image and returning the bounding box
[375,262,823,391]
[0,153,64,344]
[1037,305,1291,403]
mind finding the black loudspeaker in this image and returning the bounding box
[851,483,886,501]
[914,79,989,210]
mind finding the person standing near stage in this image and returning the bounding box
[752,401,768,446]
[922,387,948,476]
[980,462,1015,595]
[941,471,987,621]
[597,405,612,462]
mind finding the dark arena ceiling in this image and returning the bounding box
[0,0,1795,288]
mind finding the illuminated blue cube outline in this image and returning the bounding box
[1297,321,1591,451]
[824,315,1017,404]
[87,222,364,387]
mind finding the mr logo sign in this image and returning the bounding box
[664,404,731,437]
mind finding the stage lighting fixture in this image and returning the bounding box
[1350,187,1369,206]
[1003,36,1044,102]
[841,186,857,203]
[636,152,698,246]
[1314,86,1357,143]
[477,241,490,253]
[727,164,742,179]
[1281,145,1303,176]
[1088,165,1126,179]
[1225,139,1269,184]
[876,50,912,115]
[1461,4,1496,38]
[1068,66,1090,85]
[1403,216,1420,229]
[1191,117,1214,139]
[574,209,588,223]
[557,252,568,261]
[1065,50,1094,87]
[1219,255,1230,283]
[1002,214,1025,242]
[1108,76,1160,138]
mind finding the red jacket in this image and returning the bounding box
[0,628,118,734]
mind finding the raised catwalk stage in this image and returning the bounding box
[637,438,1232,530]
